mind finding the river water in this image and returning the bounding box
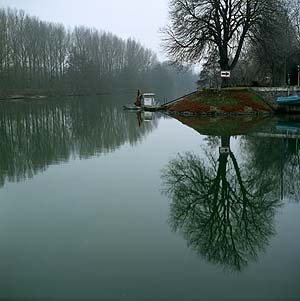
[0,96,299,300]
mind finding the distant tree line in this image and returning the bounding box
[164,0,300,87]
[0,8,196,97]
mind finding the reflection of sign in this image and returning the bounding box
[219,147,230,154]
[221,70,231,78]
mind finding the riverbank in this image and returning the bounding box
[167,88,273,116]
[0,92,113,101]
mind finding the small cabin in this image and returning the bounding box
[142,93,155,107]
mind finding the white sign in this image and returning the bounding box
[219,147,230,154]
[221,70,231,78]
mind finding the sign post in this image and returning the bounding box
[220,70,231,88]
[221,70,231,78]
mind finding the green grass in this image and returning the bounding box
[189,88,268,109]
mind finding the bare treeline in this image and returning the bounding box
[0,8,196,97]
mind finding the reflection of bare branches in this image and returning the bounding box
[162,137,281,272]
[244,135,300,203]
[204,136,220,149]
[285,163,300,202]
[282,140,300,202]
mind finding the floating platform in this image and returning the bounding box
[123,105,142,111]
[123,105,163,112]
[144,105,163,111]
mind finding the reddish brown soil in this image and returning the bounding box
[220,92,271,112]
[168,90,272,114]
[169,98,211,113]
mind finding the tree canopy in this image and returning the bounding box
[164,0,300,87]
[164,0,272,71]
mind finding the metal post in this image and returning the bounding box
[298,65,300,87]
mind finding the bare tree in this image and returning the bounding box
[164,0,273,86]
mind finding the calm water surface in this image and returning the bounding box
[0,96,299,300]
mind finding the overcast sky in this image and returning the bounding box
[0,0,170,60]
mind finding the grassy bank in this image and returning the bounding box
[167,88,273,115]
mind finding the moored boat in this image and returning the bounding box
[123,92,162,111]
[276,95,300,105]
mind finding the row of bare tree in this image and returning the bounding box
[0,8,196,96]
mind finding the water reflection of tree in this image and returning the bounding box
[162,136,281,272]
[0,97,158,187]
[245,135,300,202]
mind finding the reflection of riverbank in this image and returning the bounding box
[173,115,271,136]
[174,114,300,203]
[0,97,159,187]
[173,114,300,137]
